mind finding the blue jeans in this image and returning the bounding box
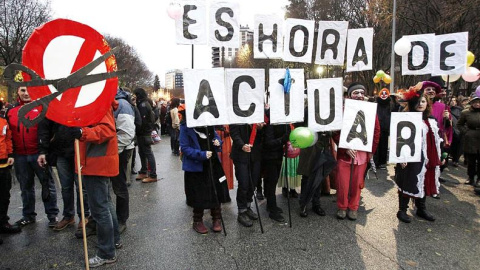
[83,175,120,259]
[56,156,90,219]
[14,154,59,221]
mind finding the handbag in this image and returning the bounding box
[286,141,300,158]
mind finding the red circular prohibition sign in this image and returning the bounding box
[22,19,118,127]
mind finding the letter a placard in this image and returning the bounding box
[339,99,377,152]
[389,112,423,163]
[183,68,229,128]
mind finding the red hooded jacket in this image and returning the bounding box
[75,101,119,177]
[6,98,41,155]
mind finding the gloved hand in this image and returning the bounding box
[69,127,82,140]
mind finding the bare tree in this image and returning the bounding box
[105,35,153,89]
[0,0,51,65]
[0,0,51,101]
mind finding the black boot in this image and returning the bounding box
[397,194,412,223]
[299,204,308,218]
[312,205,326,216]
[415,197,435,221]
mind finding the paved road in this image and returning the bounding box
[1,136,480,269]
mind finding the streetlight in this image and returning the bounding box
[316,66,324,78]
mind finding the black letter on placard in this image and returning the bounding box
[193,80,220,120]
[278,78,296,116]
[314,88,335,125]
[289,25,309,57]
[183,5,198,40]
[440,40,456,71]
[352,38,368,66]
[215,7,234,42]
[408,41,429,70]
[259,23,278,52]
[347,110,368,145]
[233,76,256,117]
[396,121,416,157]
[321,29,340,60]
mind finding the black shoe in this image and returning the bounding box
[282,188,288,197]
[312,205,326,216]
[245,208,258,220]
[237,212,253,227]
[269,211,285,222]
[0,222,21,234]
[289,189,299,198]
[299,205,308,218]
[416,209,435,221]
[115,242,123,249]
[131,170,137,175]
[466,178,475,185]
[48,217,58,228]
[432,194,440,200]
[396,211,411,223]
[15,217,35,227]
[256,192,264,200]
[267,206,283,214]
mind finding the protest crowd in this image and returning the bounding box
[1,71,480,268]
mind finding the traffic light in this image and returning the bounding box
[212,47,220,67]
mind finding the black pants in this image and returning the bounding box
[375,130,389,166]
[0,168,12,225]
[137,136,157,178]
[466,152,480,179]
[299,175,321,207]
[263,158,282,209]
[233,160,261,211]
[449,133,463,163]
[111,149,132,224]
[169,127,179,154]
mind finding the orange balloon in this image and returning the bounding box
[383,75,392,84]
[373,76,381,83]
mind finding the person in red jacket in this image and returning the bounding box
[71,101,121,268]
[0,101,21,241]
[6,86,59,227]
[334,83,380,221]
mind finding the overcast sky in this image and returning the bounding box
[46,0,289,85]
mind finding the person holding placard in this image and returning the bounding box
[374,88,393,169]
[230,124,264,227]
[333,83,380,221]
[179,106,228,234]
[395,87,442,223]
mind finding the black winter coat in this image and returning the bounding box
[229,124,263,163]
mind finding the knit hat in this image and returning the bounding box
[347,82,366,97]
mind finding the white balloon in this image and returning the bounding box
[441,74,461,82]
[167,2,183,20]
[462,67,480,83]
[394,37,411,56]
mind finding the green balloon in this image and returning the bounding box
[289,127,314,149]
[376,70,385,78]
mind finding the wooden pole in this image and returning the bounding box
[75,139,89,270]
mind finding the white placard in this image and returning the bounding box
[283,19,315,63]
[315,21,349,66]
[253,14,284,59]
[306,78,343,132]
[346,28,373,72]
[225,69,265,124]
[338,99,377,152]
[433,32,468,76]
[183,68,229,127]
[176,0,207,45]
[209,0,240,48]
[389,112,423,163]
[401,34,435,75]
[268,69,305,124]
